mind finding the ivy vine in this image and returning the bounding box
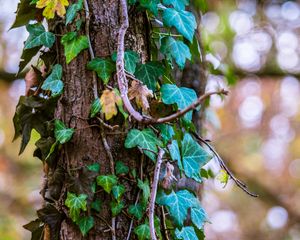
[12,0,256,239]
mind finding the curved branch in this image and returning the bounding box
[155,89,228,124]
[117,0,146,122]
[149,148,165,240]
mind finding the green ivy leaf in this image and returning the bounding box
[161,84,197,121]
[115,161,129,175]
[111,201,124,217]
[162,8,196,42]
[65,192,87,222]
[168,140,183,170]
[191,203,207,230]
[135,62,164,91]
[90,98,101,118]
[157,190,197,226]
[87,58,115,84]
[96,175,118,193]
[161,37,191,69]
[24,23,55,49]
[156,124,175,143]
[137,179,150,206]
[128,204,143,220]
[41,64,64,96]
[112,185,126,202]
[112,50,140,74]
[11,0,39,29]
[91,199,101,212]
[87,163,100,172]
[61,32,89,64]
[140,0,159,16]
[216,169,229,186]
[78,216,94,236]
[181,133,211,182]
[163,0,189,11]
[134,223,150,240]
[175,226,198,240]
[66,0,83,25]
[125,128,162,160]
[54,119,75,144]
[18,47,40,73]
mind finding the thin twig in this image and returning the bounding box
[126,191,141,240]
[192,132,258,197]
[149,148,165,240]
[84,0,98,99]
[100,129,117,240]
[161,206,170,240]
[155,89,228,124]
[97,117,119,130]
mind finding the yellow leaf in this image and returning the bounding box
[100,90,119,120]
[128,80,153,112]
[36,0,69,19]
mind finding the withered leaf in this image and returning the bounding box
[128,80,153,112]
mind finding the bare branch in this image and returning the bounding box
[192,132,258,197]
[155,89,228,124]
[149,148,165,240]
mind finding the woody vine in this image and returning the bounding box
[12,0,256,239]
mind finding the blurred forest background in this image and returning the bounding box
[0,0,299,239]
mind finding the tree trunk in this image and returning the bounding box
[52,1,149,239]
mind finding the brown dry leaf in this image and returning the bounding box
[100,89,119,120]
[128,80,153,112]
[25,67,39,96]
[162,162,177,189]
[36,0,69,19]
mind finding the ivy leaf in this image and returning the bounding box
[111,201,124,217]
[112,185,126,202]
[162,8,196,42]
[66,0,83,25]
[96,175,118,193]
[78,216,94,236]
[163,0,189,11]
[125,128,162,160]
[115,161,129,175]
[156,124,175,143]
[112,50,140,74]
[128,204,143,220]
[87,58,115,84]
[135,62,164,91]
[36,0,69,19]
[65,192,87,222]
[90,98,101,118]
[61,32,89,64]
[99,89,120,120]
[157,190,197,226]
[161,84,197,121]
[128,80,153,112]
[181,133,211,182]
[87,163,100,172]
[113,88,129,120]
[191,203,207,230]
[24,23,55,49]
[137,179,150,206]
[168,140,183,170]
[18,47,41,74]
[41,64,64,96]
[134,223,150,240]
[216,169,229,186]
[140,0,159,16]
[175,227,198,240]
[54,119,75,144]
[161,37,191,69]
[11,0,40,29]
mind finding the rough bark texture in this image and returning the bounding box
[51,1,149,239]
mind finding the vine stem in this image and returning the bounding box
[149,148,165,240]
[84,0,98,99]
[192,132,258,197]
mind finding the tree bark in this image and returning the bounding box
[51,1,150,239]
